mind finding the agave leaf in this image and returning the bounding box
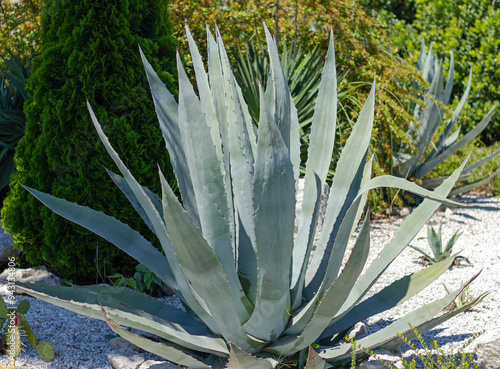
[305,81,373,298]
[185,27,237,251]
[358,175,460,206]
[351,157,374,236]
[449,68,473,123]
[334,156,467,322]
[102,309,212,369]
[427,225,442,259]
[214,27,259,304]
[416,67,472,173]
[410,67,445,173]
[176,52,252,321]
[82,285,208,331]
[15,283,229,356]
[291,29,337,308]
[415,105,496,179]
[385,290,489,348]
[269,210,370,355]
[216,25,257,153]
[319,256,457,340]
[442,124,461,148]
[263,23,299,180]
[160,171,262,351]
[205,27,237,252]
[207,28,228,139]
[139,48,200,228]
[408,245,436,263]
[442,51,454,106]
[208,30,259,301]
[87,100,216,330]
[227,344,273,369]
[185,26,224,166]
[461,147,500,176]
[421,42,434,82]
[449,168,500,197]
[317,274,479,362]
[106,169,162,235]
[21,185,179,294]
[243,84,294,342]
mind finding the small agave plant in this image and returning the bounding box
[17,25,487,368]
[409,225,469,267]
[393,40,499,196]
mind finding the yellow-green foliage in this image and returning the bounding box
[411,0,500,144]
[376,0,500,144]
[0,0,42,62]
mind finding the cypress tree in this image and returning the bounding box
[1,0,177,282]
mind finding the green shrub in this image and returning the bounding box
[372,0,500,144]
[1,0,177,283]
[411,0,500,144]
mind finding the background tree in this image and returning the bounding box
[361,0,500,144]
[1,0,177,283]
[0,0,43,62]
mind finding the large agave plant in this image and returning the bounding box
[17,26,485,368]
[393,40,499,196]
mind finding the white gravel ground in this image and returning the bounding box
[364,194,500,360]
[0,194,499,368]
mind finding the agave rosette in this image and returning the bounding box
[393,40,499,196]
[16,26,485,368]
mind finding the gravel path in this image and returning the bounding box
[0,194,499,368]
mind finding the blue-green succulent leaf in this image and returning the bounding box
[22,185,179,294]
[305,81,374,299]
[243,84,294,342]
[103,308,213,368]
[159,171,262,352]
[291,29,337,309]
[140,48,200,228]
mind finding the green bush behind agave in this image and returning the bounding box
[1,0,178,283]
[365,0,500,145]
[17,25,486,368]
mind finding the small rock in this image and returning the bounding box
[348,322,369,340]
[139,360,180,369]
[109,337,144,353]
[0,265,62,294]
[108,347,145,369]
[475,329,500,369]
[391,207,411,217]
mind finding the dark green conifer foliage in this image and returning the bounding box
[1,0,177,282]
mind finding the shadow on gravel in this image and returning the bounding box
[453,212,481,221]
